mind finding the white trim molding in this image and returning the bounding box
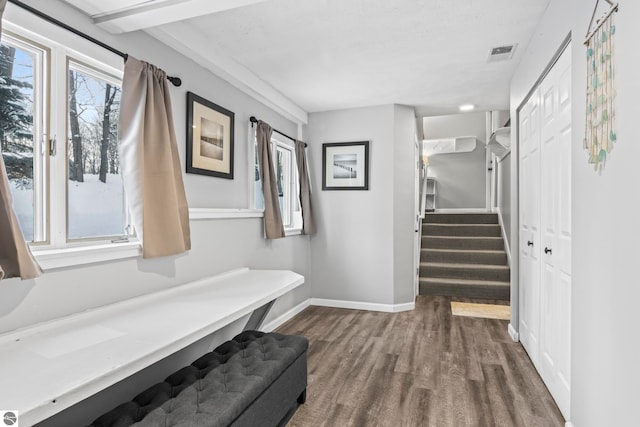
[34,241,142,271]
[262,300,311,332]
[310,298,415,313]
[565,422,574,427]
[508,323,520,342]
[435,208,490,213]
[189,208,263,220]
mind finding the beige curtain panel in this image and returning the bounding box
[119,56,191,258]
[0,0,43,280]
[0,152,42,280]
[256,121,285,239]
[295,140,316,235]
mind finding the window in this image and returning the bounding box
[252,134,302,232]
[2,17,129,254]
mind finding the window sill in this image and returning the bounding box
[33,241,142,271]
[189,208,263,220]
[284,228,303,237]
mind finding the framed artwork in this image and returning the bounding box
[186,92,234,179]
[322,141,369,190]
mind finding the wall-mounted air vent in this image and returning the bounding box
[488,44,517,62]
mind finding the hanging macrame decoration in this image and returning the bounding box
[584,0,619,172]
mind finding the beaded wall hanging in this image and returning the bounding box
[584,0,619,172]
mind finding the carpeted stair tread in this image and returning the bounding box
[419,277,510,300]
[422,235,505,250]
[421,248,507,265]
[421,261,510,270]
[424,213,498,224]
[420,262,510,282]
[422,223,502,237]
[420,277,510,286]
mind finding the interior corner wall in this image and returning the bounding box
[306,105,395,305]
[511,0,640,424]
[423,112,488,209]
[393,105,417,305]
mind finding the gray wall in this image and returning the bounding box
[511,0,640,424]
[306,104,416,307]
[423,112,487,209]
[307,105,395,305]
[497,152,511,249]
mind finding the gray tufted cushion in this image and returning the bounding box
[89,331,308,427]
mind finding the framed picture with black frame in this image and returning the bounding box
[186,92,234,179]
[322,141,369,190]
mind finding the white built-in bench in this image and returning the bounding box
[0,268,304,426]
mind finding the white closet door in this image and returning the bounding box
[518,87,542,368]
[539,43,572,419]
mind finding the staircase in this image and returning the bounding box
[419,213,510,300]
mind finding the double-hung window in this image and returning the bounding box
[252,134,302,233]
[1,15,131,258]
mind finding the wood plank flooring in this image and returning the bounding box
[276,296,564,427]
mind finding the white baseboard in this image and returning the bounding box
[434,208,489,213]
[565,422,574,427]
[508,323,520,342]
[262,300,311,332]
[310,298,415,313]
[262,297,417,331]
[495,207,512,267]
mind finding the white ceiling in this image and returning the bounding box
[63,0,551,121]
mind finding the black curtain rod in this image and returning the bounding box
[6,0,182,87]
[249,116,307,147]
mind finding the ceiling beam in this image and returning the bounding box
[146,23,308,125]
[91,0,270,33]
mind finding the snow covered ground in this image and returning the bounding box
[10,173,126,242]
[68,174,126,239]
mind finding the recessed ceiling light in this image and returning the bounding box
[459,104,475,112]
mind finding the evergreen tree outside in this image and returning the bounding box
[0,43,34,185]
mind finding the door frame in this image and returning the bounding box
[511,32,572,338]
[513,32,573,420]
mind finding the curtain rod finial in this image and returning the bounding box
[167,76,182,87]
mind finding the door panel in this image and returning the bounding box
[518,89,541,366]
[519,43,572,420]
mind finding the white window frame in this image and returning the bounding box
[249,127,302,235]
[3,8,139,269]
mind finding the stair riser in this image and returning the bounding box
[422,224,501,237]
[424,213,498,224]
[420,265,510,282]
[421,250,507,265]
[419,280,510,300]
[422,237,504,251]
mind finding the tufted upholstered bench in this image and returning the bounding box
[88,331,308,427]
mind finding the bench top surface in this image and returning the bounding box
[0,268,304,426]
